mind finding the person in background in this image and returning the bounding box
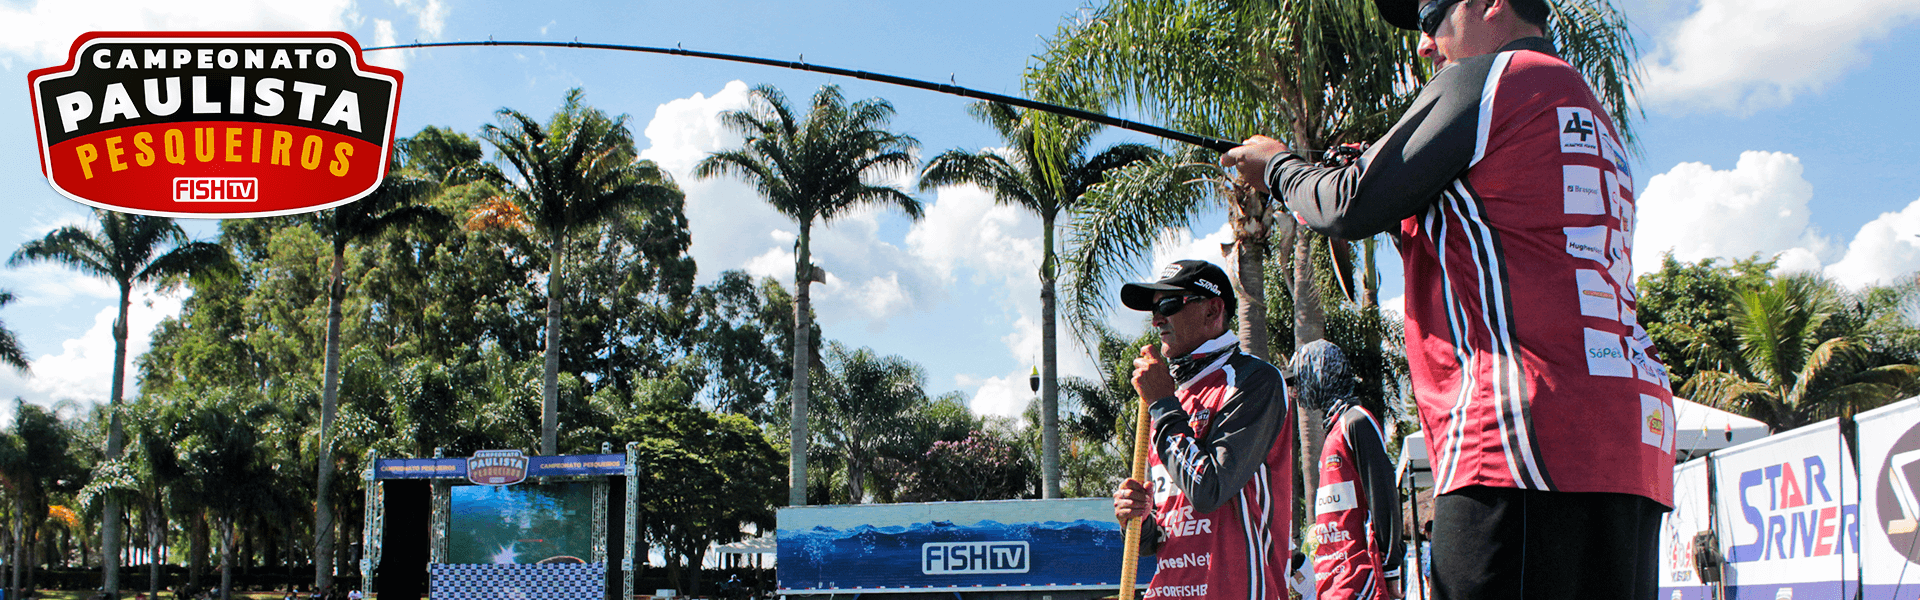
[1291,340,1403,600]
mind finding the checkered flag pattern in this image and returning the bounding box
[430,563,607,599]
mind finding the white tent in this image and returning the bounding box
[1394,397,1769,487]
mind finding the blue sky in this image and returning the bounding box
[1,0,1916,422]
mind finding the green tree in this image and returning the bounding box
[0,402,86,600]
[311,149,445,591]
[1682,273,1920,432]
[920,102,1161,498]
[693,272,792,423]
[8,210,228,595]
[900,430,1035,502]
[0,291,25,372]
[614,395,783,595]
[696,83,922,506]
[478,88,686,456]
[174,390,280,600]
[811,342,932,503]
[1637,253,1780,383]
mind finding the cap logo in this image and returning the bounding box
[1159,263,1183,279]
[1194,279,1221,295]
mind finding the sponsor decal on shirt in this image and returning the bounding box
[1309,522,1355,545]
[1316,480,1359,515]
[1620,304,1637,329]
[1159,505,1215,538]
[1558,107,1601,155]
[1575,269,1620,320]
[1324,454,1343,470]
[1564,225,1609,264]
[1608,229,1634,290]
[1641,394,1673,451]
[1585,327,1633,378]
[1563,164,1604,215]
[1156,552,1211,570]
[1627,330,1670,389]
[1144,584,1208,598]
[1188,408,1211,432]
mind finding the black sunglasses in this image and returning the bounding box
[1153,295,1210,318]
[1420,0,1468,35]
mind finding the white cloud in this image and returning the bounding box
[0,265,117,308]
[1632,151,1834,271]
[1149,222,1237,276]
[391,0,447,39]
[1638,0,1920,113]
[956,371,1034,419]
[366,19,406,70]
[640,82,941,330]
[1825,198,1920,288]
[907,182,1041,291]
[0,0,356,68]
[0,287,184,410]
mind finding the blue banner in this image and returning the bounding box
[777,498,1153,593]
[375,454,624,480]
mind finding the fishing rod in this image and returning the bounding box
[360,39,1243,153]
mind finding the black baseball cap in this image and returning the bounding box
[1121,260,1236,316]
[1373,0,1425,31]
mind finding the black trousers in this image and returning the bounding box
[1431,485,1666,600]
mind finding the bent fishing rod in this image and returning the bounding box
[360,39,1242,153]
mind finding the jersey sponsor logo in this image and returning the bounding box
[1575,269,1620,320]
[1324,454,1343,470]
[1144,584,1208,598]
[1158,505,1214,538]
[1308,522,1354,545]
[1564,225,1609,264]
[1640,395,1675,453]
[1608,229,1634,290]
[1626,332,1669,389]
[922,541,1029,574]
[1585,327,1632,378]
[1620,303,1638,329]
[1729,455,1857,563]
[1188,408,1212,432]
[1558,107,1600,155]
[1316,480,1359,515]
[1563,164,1604,215]
[1155,552,1211,570]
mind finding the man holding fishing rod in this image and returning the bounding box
[1221,0,1676,598]
[1110,260,1294,600]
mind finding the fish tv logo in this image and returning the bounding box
[28,31,402,218]
[922,541,1029,575]
[467,449,529,486]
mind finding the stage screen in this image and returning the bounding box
[448,482,594,564]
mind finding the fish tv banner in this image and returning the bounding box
[777,498,1153,593]
[1710,418,1860,600]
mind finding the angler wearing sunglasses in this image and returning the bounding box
[1221,0,1673,599]
[1110,260,1293,600]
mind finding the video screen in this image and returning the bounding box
[448,482,595,564]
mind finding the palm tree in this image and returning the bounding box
[1682,273,1920,433]
[920,102,1161,498]
[8,210,228,596]
[1034,0,1638,503]
[813,342,931,503]
[311,160,444,591]
[696,83,923,506]
[477,88,685,456]
[0,290,26,371]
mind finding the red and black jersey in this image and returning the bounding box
[1312,402,1403,600]
[1268,37,1676,506]
[1140,332,1294,600]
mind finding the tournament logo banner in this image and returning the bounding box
[28,31,402,218]
[1657,458,1713,600]
[467,449,530,486]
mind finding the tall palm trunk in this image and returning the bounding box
[189,510,207,592]
[148,498,163,596]
[103,283,131,597]
[790,222,814,507]
[315,241,346,589]
[1227,188,1272,361]
[1039,213,1061,499]
[11,494,25,599]
[542,235,568,456]
[1293,229,1330,499]
[218,515,234,600]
